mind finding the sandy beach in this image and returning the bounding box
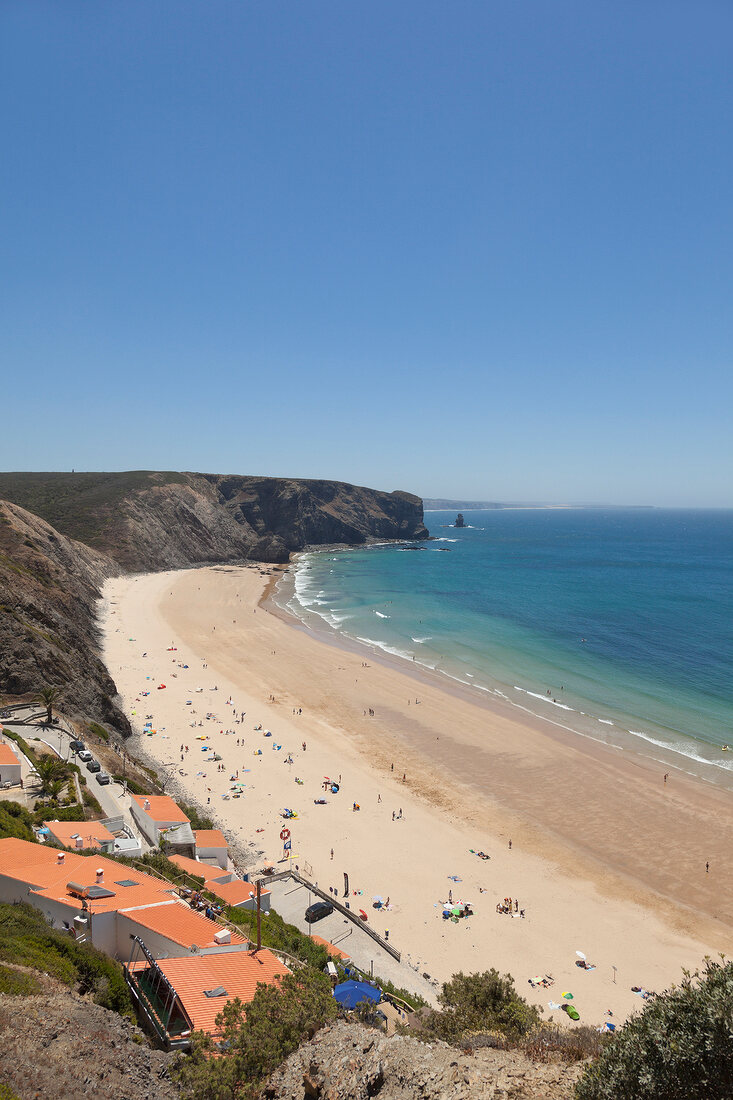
[101,563,732,1026]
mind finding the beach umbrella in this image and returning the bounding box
[451,906,462,917]
[576,951,586,960]
[562,992,574,999]
[333,981,381,1010]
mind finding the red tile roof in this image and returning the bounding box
[194,830,228,849]
[43,820,115,850]
[0,743,20,767]
[119,901,248,949]
[168,854,257,907]
[0,837,175,913]
[310,934,352,961]
[142,949,289,1035]
[130,794,190,824]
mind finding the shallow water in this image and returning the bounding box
[278,509,733,782]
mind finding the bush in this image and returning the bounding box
[423,969,542,1043]
[112,774,148,795]
[33,803,85,826]
[0,903,133,1018]
[575,958,733,1099]
[175,967,338,1099]
[0,963,42,996]
[0,802,36,843]
[86,721,109,742]
[81,788,103,814]
[178,801,215,831]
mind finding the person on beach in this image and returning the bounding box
[509,839,512,850]
[330,848,334,860]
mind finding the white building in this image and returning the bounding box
[129,794,195,854]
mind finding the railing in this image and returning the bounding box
[261,868,401,962]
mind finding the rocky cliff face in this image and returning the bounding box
[0,500,129,734]
[0,471,428,570]
[0,472,428,733]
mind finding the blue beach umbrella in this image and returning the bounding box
[333,980,381,1009]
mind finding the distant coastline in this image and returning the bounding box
[423,499,655,510]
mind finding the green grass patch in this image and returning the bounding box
[178,802,214,830]
[0,963,42,996]
[81,788,103,814]
[87,721,110,742]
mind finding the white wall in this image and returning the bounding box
[195,845,228,870]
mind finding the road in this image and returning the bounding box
[268,877,438,1005]
[1,710,141,832]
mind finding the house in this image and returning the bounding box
[129,794,195,855]
[43,819,115,854]
[194,829,229,870]
[0,742,22,787]
[0,838,249,960]
[126,943,289,1047]
[169,853,271,912]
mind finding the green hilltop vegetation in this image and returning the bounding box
[0,471,188,547]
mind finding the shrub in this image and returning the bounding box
[0,802,36,843]
[519,1023,608,1063]
[178,801,215,831]
[87,721,109,742]
[0,963,42,996]
[575,958,733,1100]
[33,803,85,826]
[112,774,148,795]
[422,969,542,1043]
[0,903,133,1017]
[175,967,338,1099]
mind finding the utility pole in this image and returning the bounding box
[256,880,261,951]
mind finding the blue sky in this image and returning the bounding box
[1,2,731,505]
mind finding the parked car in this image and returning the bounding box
[86,759,101,773]
[70,740,86,752]
[77,750,92,763]
[305,900,334,924]
[95,772,110,785]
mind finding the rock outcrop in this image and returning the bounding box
[264,1021,582,1100]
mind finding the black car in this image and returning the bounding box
[70,740,86,753]
[305,901,334,924]
[86,759,101,773]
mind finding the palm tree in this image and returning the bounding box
[36,686,61,726]
[34,756,67,797]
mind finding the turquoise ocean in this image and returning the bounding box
[275,509,733,787]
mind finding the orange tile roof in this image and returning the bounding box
[130,794,190,824]
[0,743,20,766]
[43,820,115,849]
[168,854,257,907]
[143,949,289,1035]
[169,853,210,880]
[120,901,248,949]
[0,837,176,914]
[310,934,351,961]
[194,830,228,848]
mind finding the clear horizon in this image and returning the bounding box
[2,3,731,507]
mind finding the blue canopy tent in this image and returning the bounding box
[333,980,381,1009]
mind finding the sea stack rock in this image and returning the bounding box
[455,513,465,528]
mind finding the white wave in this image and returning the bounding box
[433,537,459,543]
[374,611,390,619]
[598,719,614,726]
[626,730,733,772]
[514,686,575,711]
[411,635,433,643]
[355,636,415,661]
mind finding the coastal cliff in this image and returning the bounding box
[0,499,129,734]
[0,471,427,732]
[0,471,428,569]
